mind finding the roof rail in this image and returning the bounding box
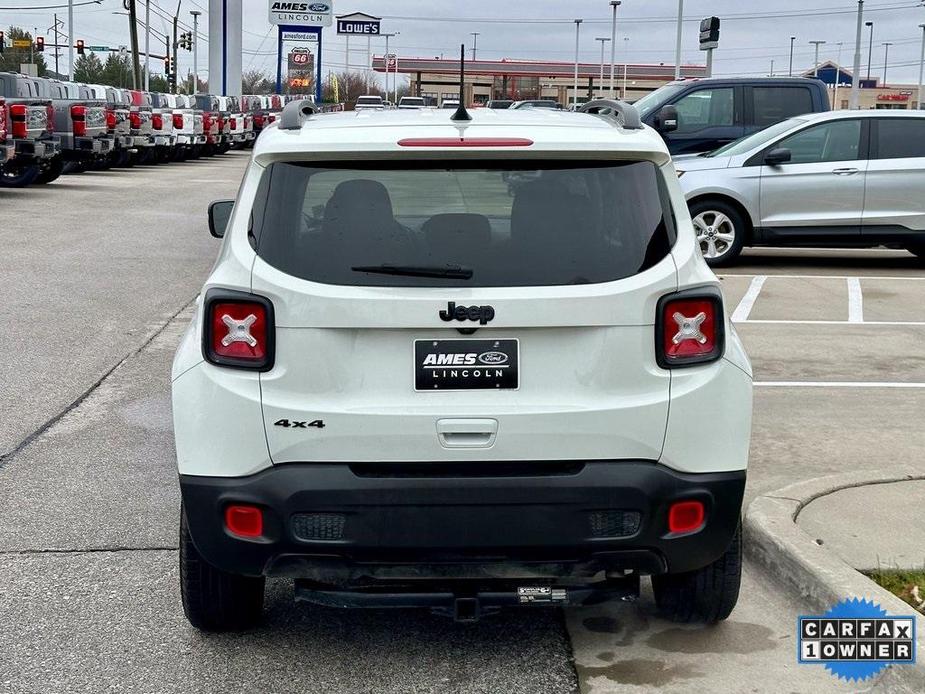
[578,99,643,130]
[279,99,319,131]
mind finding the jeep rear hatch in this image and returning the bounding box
[247,159,679,463]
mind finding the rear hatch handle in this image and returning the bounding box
[436,418,498,449]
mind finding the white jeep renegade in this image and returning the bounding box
[172,98,753,631]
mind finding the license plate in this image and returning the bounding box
[414,339,519,391]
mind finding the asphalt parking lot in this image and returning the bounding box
[2,155,923,694]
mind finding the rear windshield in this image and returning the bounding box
[253,161,675,287]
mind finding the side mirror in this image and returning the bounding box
[764,147,792,166]
[656,105,679,132]
[208,199,234,238]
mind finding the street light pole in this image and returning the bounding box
[789,36,795,76]
[882,42,893,85]
[67,0,74,80]
[622,36,629,99]
[596,37,610,97]
[190,10,200,93]
[144,0,150,91]
[918,24,925,110]
[674,0,683,80]
[609,1,620,98]
[573,19,583,107]
[850,0,864,109]
[470,32,479,61]
[865,21,874,80]
[809,40,826,77]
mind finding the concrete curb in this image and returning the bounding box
[744,467,925,692]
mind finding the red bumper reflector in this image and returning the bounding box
[225,505,263,538]
[397,137,534,148]
[668,501,705,534]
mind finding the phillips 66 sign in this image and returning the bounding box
[269,1,334,27]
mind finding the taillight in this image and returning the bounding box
[173,113,183,129]
[151,113,163,130]
[202,290,275,370]
[267,114,276,123]
[46,104,55,134]
[130,111,141,129]
[253,114,264,127]
[656,289,724,368]
[105,107,116,130]
[0,102,7,141]
[10,104,27,138]
[71,104,87,137]
[229,117,237,130]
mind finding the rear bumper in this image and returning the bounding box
[14,137,58,160]
[132,135,153,147]
[181,461,745,582]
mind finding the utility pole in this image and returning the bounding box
[850,0,864,109]
[127,0,140,88]
[609,1,620,98]
[770,58,775,77]
[674,0,684,79]
[865,21,874,80]
[809,40,826,77]
[882,42,893,85]
[68,0,74,80]
[470,32,479,61]
[573,19,582,108]
[172,1,181,95]
[596,37,610,97]
[53,14,61,76]
[190,10,200,93]
[788,36,795,76]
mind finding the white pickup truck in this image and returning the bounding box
[170,94,205,160]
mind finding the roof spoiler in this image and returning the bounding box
[279,99,319,130]
[578,99,643,130]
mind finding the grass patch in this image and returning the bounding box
[864,569,925,615]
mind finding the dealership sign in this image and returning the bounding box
[281,30,319,42]
[269,1,334,27]
[336,12,381,35]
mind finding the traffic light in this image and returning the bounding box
[170,56,177,74]
[164,55,171,77]
[35,36,45,52]
[76,39,85,55]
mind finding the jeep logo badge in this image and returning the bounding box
[439,301,495,326]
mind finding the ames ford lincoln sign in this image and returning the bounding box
[268,1,334,27]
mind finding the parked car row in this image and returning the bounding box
[0,73,288,188]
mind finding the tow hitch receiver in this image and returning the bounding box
[294,578,639,623]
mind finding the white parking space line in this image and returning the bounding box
[730,275,766,323]
[739,319,925,326]
[722,274,925,281]
[755,381,925,388]
[847,277,864,323]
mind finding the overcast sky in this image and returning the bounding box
[3,0,924,86]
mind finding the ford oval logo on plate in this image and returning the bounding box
[309,3,329,11]
[478,351,509,365]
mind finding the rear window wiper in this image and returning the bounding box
[350,264,474,279]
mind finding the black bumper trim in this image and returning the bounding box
[180,461,745,583]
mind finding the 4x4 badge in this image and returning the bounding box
[439,301,495,325]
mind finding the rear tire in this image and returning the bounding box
[33,157,64,185]
[179,506,265,632]
[0,163,40,187]
[651,522,742,624]
[689,199,747,267]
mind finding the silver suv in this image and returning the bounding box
[675,111,925,265]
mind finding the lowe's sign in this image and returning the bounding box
[269,1,334,27]
[336,12,381,35]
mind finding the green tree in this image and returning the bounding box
[73,52,104,83]
[0,26,49,76]
[101,52,133,88]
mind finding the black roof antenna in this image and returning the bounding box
[451,43,472,122]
